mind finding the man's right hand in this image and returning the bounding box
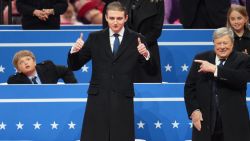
[71,33,84,53]
[191,110,203,131]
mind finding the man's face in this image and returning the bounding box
[105,10,128,33]
[214,35,234,59]
[17,56,36,76]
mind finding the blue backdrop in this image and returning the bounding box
[0,84,249,141]
[0,29,214,83]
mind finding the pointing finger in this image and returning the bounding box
[194,60,204,64]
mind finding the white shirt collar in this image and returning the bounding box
[109,27,125,37]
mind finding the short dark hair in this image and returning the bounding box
[106,1,128,16]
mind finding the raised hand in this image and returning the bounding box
[137,37,149,58]
[194,60,216,73]
[72,33,84,53]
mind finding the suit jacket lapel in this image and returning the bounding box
[103,28,114,59]
[114,28,131,61]
[224,51,237,68]
[36,66,46,83]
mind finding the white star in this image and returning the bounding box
[171,120,180,128]
[181,64,189,71]
[0,122,7,130]
[165,64,172,72]
[189,122,193,128]
[0,65,5,73]
[154,120,163,129]
[81,65,88,72]
[14,68,18,73]
[33,121,42,129]
[137,121,145,129]
[68,121,76,129]
[51,121,59,130]
[16,121,24,130]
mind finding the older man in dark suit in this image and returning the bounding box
[68,1,155,141]
[180,0,230,28]
[8,50,77,84]
[184,27,250,141]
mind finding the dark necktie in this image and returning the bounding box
[113,33,120,55]
[31,76,38,84]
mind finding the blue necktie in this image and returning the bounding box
[113,33,120,55]
[31,76,38,84]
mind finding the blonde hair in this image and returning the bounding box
[227,5,249,30]
[106,1,127,16]
[13,50,36,68]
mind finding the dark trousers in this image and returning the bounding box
[211,111,224,141]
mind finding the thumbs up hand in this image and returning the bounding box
[72,33,84,53]
[137,37,149,58]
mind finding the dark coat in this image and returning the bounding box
[233,28,250,54]
[16,0,68,29]
[180,0,230,28]
[7,60,77,84]
[67,28,155,141]
[184,51,250,141]
[103,0,164,82]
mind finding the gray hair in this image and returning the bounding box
[213,27,234,42]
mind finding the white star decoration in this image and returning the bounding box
[154,120,163,129]
[68,121,76,129]
[51,121,59,130]
[171,120,179,128]
[81,65,88,72]
[0,122,6,130]
[165,64,172,72]
[16,121,24,130]
[0,65,5,73]
[33,121,42,129]
[137,121,145,129]
[181,64,189,71]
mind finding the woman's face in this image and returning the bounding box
[229,10,248,33]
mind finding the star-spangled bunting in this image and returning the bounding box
[68,121,76,129]
[33,121,42,129]
[51,121,59,130]
[137,121,145,129]
[189,122,193,128]
[165,64,172,72]
[154,120,163,129]
[181,64,189,72]
[81,65,88,72]
[0,65,5,73]
[16,121,24,130]
[171,120,180,128]
[0,122,6,130]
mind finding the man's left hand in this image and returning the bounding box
[137,37,149,58]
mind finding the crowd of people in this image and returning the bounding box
[1,1,250,141]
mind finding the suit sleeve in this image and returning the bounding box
[67,33,92,71]
[16,0,36,16]
[55,65,78,83]
[184,55,201,118]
